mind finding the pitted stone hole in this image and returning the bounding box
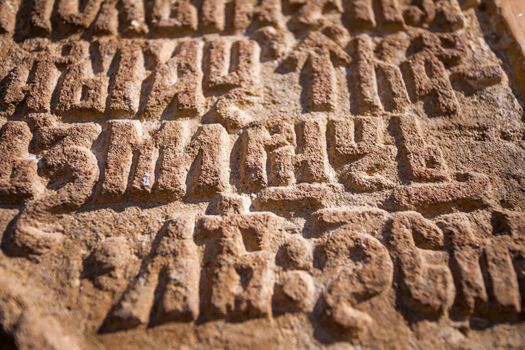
[235,266,254,290]
[455,172,470,182]
[61,44,73,56]
[424,154,440,169]
[240,228,261,252]
[0,325,16,350]
[81,85,90,101]
[492,211,512,236]
[348,246,367,263]
[440,36,457,49]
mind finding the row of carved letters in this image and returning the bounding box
[98,208,525,333]
[0,0,472,37]
[0,113,475,205]
[0,32,502,119]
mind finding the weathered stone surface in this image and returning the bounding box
[0,0,524,348]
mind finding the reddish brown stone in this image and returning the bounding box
[0,0,524,348]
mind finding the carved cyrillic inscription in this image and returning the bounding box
[1,0,480,40]
[99,120,156,200]
[279,31,501,114]
[389,212,454,319]
[328,117,395,192]
[205,38,261,130]
[0,0,523,347]
[100,121,228,201]
[403,33,463,115]
[351,35,409,114]
[441,212,525,321]
[107,43,146,118]
[57,0,104,30]
[150,0,197,34]
[0,121,37,203]
[0,112,494,213]
[284,32,351,111]
[344,0,404,31]
[197,213,280,321]
[403,0,465,31]
[8,114,100,256]
[239,118,332,191]
[90,207,525,334]
[204,39,260,91]
[101,217,199,331]
[141,40,203,119]
[402,32,503,116]
[395,114,450,182]
[239,120,295,191]
[387,114,491,211]
[318,220,393,336]
[6,0,291,39]
[0,37,268,121]
[1,55,61,116]
[0,30,504,119]
[56,50,109,117]
[445,218,488,317]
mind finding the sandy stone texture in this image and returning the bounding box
[0,0,524,349]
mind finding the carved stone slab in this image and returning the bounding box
[0,0,524,349]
